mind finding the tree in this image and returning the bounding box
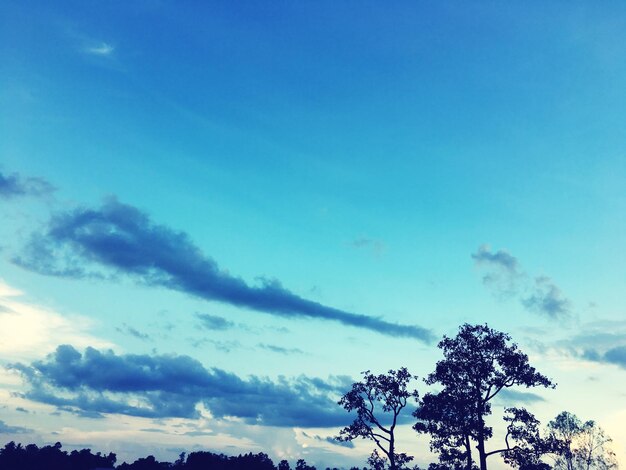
[500,407,551,470]
[418,324,554,470]
[295,458,316,470]
[337,368,418,470]
[547,412,617,470]
[279,459,292,470]
[414,389,477,470]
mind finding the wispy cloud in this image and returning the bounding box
[11,345,351,427]
[0,419,32,434]
[116,323,151,341]
[14,199,434,343]
[258,343,305,355]
[496,389,546,404]
[350,237,385,257]
[522,276,571,320]
[471,244,522,297]
[301,431,355,448]
[582,346,626,370]
[195,313,234,331]
[472,244,572,320]
[85,42,114,56]
[0,170,55,199]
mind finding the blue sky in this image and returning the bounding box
[1,1,625,468]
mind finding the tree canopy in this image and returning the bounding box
[415,324,555,470]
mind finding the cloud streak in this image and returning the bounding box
[11,345,351,427]
[14,199,434,342]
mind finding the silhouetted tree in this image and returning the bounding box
[419,324,554,470]
[414,389,477,470]
[0,441,115,470]
[295,458,316,470]
[337,368,418,470]
[279,459,292,470]
[117,454,170,470]
[547,412,617,470]
[499,407,551,469]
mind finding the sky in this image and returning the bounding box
[0,1,625,468]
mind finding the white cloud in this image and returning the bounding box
[85,42,114,56]
[0,279,114,361]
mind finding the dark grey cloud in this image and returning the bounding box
[522,276,571,319]
[0,419,32,434]
[0,170,55,198]
[11,345,351,427]
[583,346,626,370]
[14,199,433,343]
[195,313,234,331]
[472,244,571,320]
[258,343,305,355]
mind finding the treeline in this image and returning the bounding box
[0,442,355,470]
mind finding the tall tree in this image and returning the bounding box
[337,368,418,470]
[418,324,554,470]
[547,412,617,470]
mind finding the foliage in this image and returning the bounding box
[417,323,555,470]
[0,441,116,470]
[547,412,617,470]
[337,368,419,469]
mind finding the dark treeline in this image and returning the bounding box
[0,441,354,470]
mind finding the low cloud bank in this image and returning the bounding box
[11,345,352,427]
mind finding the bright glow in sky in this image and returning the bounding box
[1,2,625,468]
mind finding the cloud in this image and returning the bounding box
[116,324,151,341]
[85,42,114,56]
[0,170,54,199]
[583,346,626,370]
[472,244,571,320]
[471,244,522,297]
[301,431,355,448]
[350,237,385,256]
[495,389,546,404]
[258,343,305,355]
[11,345,352,427]
[14,199,433,343]
[0,419,32,434]
[0,280,113,361]
[522,276,571,319]
[195,313,234,331]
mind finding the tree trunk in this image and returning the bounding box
[465,434,473,470]
[476,412,488,470]
[389,437,396,470]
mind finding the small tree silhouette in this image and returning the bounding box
[336,368,418,470]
